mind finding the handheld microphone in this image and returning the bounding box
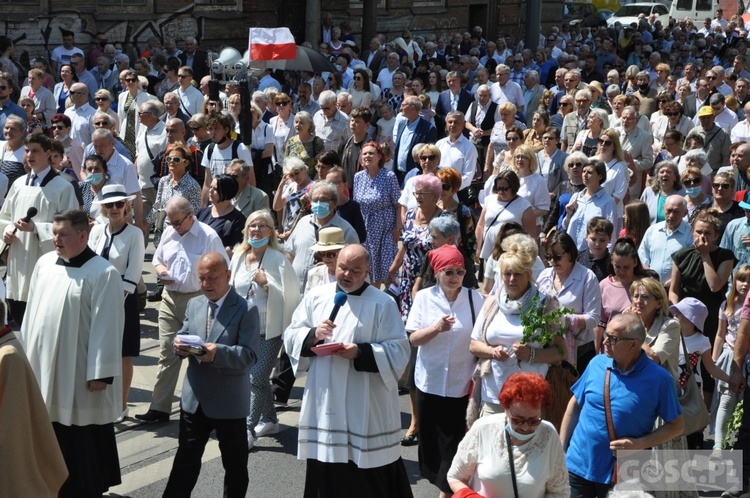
[0,207,37,257]
[328,291,348,323]
[13,207,38,235]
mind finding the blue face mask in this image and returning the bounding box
[248,236,268,248]
[87,172,104,184]
[685,186,702,198]
[506,423,537,441]
[311,201,331,218]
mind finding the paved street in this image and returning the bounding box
[102,246,437,497]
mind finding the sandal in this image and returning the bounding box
[400,433,418,446]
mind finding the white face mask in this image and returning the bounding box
[506,422,537,441]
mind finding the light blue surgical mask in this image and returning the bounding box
[685,186,702,198]
[506,423,537,441]
[248,236,268,248]
[87,172,104,184]
[311,201,331,218]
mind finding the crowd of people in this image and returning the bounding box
[8,11,750,498]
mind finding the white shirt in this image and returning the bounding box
[135,120,168,188]
[64,103,96,146]
[102,149,141,195]
[436,134,479,190]
[153,219,227,293]
[731,119,750,144]
[377,67,397,90]
[490,80,524,109]
[200,140,254,179]
[406,286,484,398]
[175,85,204,117]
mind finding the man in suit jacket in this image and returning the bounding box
[393,95,437,185]
[227,159,269,215]
[365,38,386,74]
[164,252,259,497]
[434,71,473,139]
[524,70,545,123]
[178,36,209,84]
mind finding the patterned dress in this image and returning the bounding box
[353,168,401,283]
[382,88,404,114]
[284,136,325,178]
[399,207,449,321]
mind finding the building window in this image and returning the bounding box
[413,0,445,6]
[349,0,386,8]
[97,0,147,4]
[195,0,242,9]
[0,0,44,13]
[97,0,152,13]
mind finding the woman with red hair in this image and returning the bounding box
[448,372,570,497]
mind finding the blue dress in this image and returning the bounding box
[353,168,401,283]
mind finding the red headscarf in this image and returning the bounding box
[428,244,464,274]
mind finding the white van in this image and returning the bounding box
[669,0,744,24]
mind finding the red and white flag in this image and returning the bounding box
[249,28,296,61]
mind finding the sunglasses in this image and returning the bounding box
[569,161,583,168]
[317,251,340,259]
[664,112,679,117]
[441,183,451,191]
[494,185,511,192]
[69,91,86,96]
[178,75,190,79]
[713,183,732,190]
[598,139,613,146]
[560,102,572,107]
[103,201,126,209]
[138,111,151,116]
[507,136,520,142]
[547,253,566,262]
[706,76,717,80]
[125,78,138,83]
[683,177,702,187]
[276,101,291,106]
[93,121,108,126]
[95,97,109,102]
[189,125,203,131]
[442,269,467,277]
[419,155,437,161]
[166,156,185,163]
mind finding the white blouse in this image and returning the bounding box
[447,414,570,498]
[88,222,145,294]
[406,285,484,398]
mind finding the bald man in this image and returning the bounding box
[163,251,259,497]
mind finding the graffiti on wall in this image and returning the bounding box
[1,5,201,68]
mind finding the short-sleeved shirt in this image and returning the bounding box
[201,140,254,179]
[567,353,682,484]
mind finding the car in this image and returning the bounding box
[563,2,602,26]
[606,2,670,28]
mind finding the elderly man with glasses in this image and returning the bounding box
[63,83,96,147]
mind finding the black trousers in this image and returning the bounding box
[163,405,248,498]
[271,345,296,403]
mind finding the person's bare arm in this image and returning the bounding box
[668,263,681,305]
[611,415,684,450]
[560,396,581,450]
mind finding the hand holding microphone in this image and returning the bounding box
[314,291,348,342]
[3,207,37,245]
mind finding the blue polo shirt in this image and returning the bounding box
[566,352,682,484]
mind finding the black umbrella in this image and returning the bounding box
[266,45,336,73]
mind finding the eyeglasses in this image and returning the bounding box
[658,99,668,103]
[508,413,543,427]
[442,269,467,276]
[598,139,613,146]
[138,111,151,116]
[51,125,65,130]
[575,99,590,104]
[494,185,511,192]
[248,224,270,231]
[94,97,109,102]
[683,177,702,187]
[166,156,185,163]
[93,121,108,126]
[707,76,717,80]
[189,125,203,131]
[419,155,437,161]
[603,332,637,346]
[569,161,583,168]
[664,112,679,117]
[560,102,572,107]
[546,253,566,262]
[69,91,86,96]
[317,251,340,259]
[441,183,451,191]
[276,101,291,106]
[167,214,191,227]
[178,74,190,79]
[713,183,732,190]
[103,201,126,209]
[125,78,138,83]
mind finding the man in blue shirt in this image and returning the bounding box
[639,195,693,284]
[0,72,26,139]
[561,313,684,497]
[721,193,750,273]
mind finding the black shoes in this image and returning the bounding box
[147,286,163,302]
[400,433,418,446]
[134,409,170,423]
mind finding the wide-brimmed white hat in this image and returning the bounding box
[92,184,135,205]
[309,227,346,252]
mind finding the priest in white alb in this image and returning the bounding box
[19,209,125,498]
[284,244,413,498]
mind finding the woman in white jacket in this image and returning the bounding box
[229,209,300,449]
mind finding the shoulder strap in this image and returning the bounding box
[604,367,617,441]
[207,142,216,163]
[505,428,520,498]
[468,289,476,326]
[231,140,241,159]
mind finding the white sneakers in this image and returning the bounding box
[254,421,280,437]
[247,430,255,450]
